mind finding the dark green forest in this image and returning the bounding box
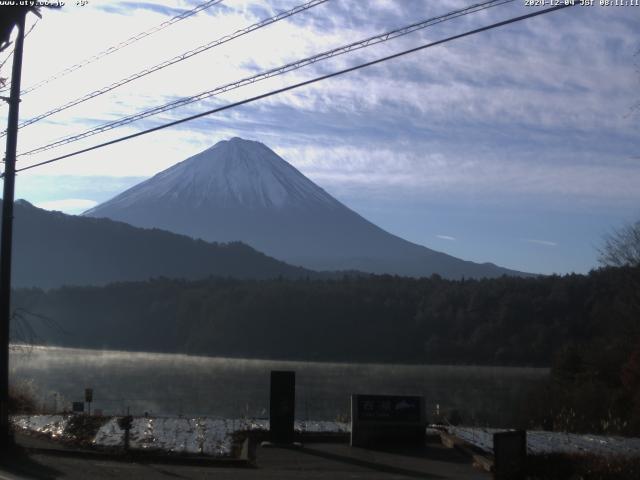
[12,265,638,366]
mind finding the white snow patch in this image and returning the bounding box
[296,420,350,433]
[12,414,69,439]
[94,417,347,457]
[448,426,640,457]
[93,417,125,447]
[12,414,349,457]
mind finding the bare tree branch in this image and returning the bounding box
[599,220,640,268]
[9,307,69,347]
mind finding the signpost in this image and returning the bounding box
[350,394,426,447]
[85,388,93,415]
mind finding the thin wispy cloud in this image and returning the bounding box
[437,235,457,241]
[523,238,558,247]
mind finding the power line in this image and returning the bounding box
[18,0,514,157]
[0,0,224,95]
[6,0,329,132]
[0,50,12,89]
[14,3,576,174]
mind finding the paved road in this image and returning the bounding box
[0,439,489,479]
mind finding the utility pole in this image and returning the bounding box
[0,10,26,449]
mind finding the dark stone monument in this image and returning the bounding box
[493,430,527,479]
[350,394,426,447]
[269,371,295,444]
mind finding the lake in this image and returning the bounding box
[10,345,548,426]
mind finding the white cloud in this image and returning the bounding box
[523,238,558,247]
[436,235,456,241]
[275,143,640,208]
[34,198,98,214]
[5,1,637,216]
[14,1,636,157]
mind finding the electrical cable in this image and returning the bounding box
[0,0,224,95]
[13,3,576,174]
[18,0,514,155]
[6,0,329,132]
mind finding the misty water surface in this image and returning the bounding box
[10,346,548,426]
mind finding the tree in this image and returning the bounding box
[599,220,640,268]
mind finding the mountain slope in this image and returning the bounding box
[6,199,312,289]
[85,137,528,278]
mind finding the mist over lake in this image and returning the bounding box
[10,346,547,425]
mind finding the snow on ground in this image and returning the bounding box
[92,417,124,447]
[117,418,349,456]
[296,420,350,434]
[12,415,348,457]
[13,415,640,458]
[124,418,241,456]
[448,426,640,457]
[12,415,69,439]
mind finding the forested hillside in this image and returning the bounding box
[6,199,313,288]
[13,266,639,367]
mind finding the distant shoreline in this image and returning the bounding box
[9,343,551,372]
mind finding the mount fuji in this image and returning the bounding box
[84,137,525,278]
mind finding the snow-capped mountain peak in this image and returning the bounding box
[88,138,338,211]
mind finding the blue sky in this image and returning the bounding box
[1,0,638,275]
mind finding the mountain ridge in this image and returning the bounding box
[6,199,314,289]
